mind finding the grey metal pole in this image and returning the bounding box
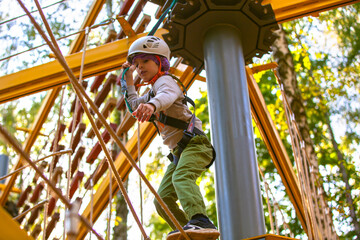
[0,154,9,184]
[203,25,266,239]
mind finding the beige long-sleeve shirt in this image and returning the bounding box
[126,75,202,149]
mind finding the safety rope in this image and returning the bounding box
[258,165,294,237]
[0,0,66,26]
[137,121,144,238]
[278,81,314,240]
[44,85,66,240]
[108,161,112,239]
[63,24,91,240]
[258,165,275,234]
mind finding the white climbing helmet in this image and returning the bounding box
[127,36,171,63]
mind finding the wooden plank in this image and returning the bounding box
[244,233,300,240]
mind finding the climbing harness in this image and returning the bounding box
[122,58,216,168]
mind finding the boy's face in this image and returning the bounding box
[133,58,159,82]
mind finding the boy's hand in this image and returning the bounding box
[133,103,155,122]
[122,61,135,85]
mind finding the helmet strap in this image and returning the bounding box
[136,55,166,88]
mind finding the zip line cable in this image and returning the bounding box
[0,18,115,63]
[0,0,67,26]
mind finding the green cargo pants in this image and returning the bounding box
[153,135,214,230]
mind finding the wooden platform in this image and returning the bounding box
[244,234,299,240]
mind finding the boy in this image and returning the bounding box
[122,36,219,239]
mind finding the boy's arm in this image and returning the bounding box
[126,85,151,111]
[147,77,183,112]
[121,62,148,112]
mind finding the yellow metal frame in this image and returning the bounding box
[69,0,107,52]
[264,0,360,23]
[0,207,33,240]
[0,184,21,194]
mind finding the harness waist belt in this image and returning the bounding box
[158,113,205,135]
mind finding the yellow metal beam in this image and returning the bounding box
[0,184,21,194]
[77,66,197,239]
[69,0,107,52]
[0,207,34,240]
[264,0,360,23]
[0,30,167,105]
